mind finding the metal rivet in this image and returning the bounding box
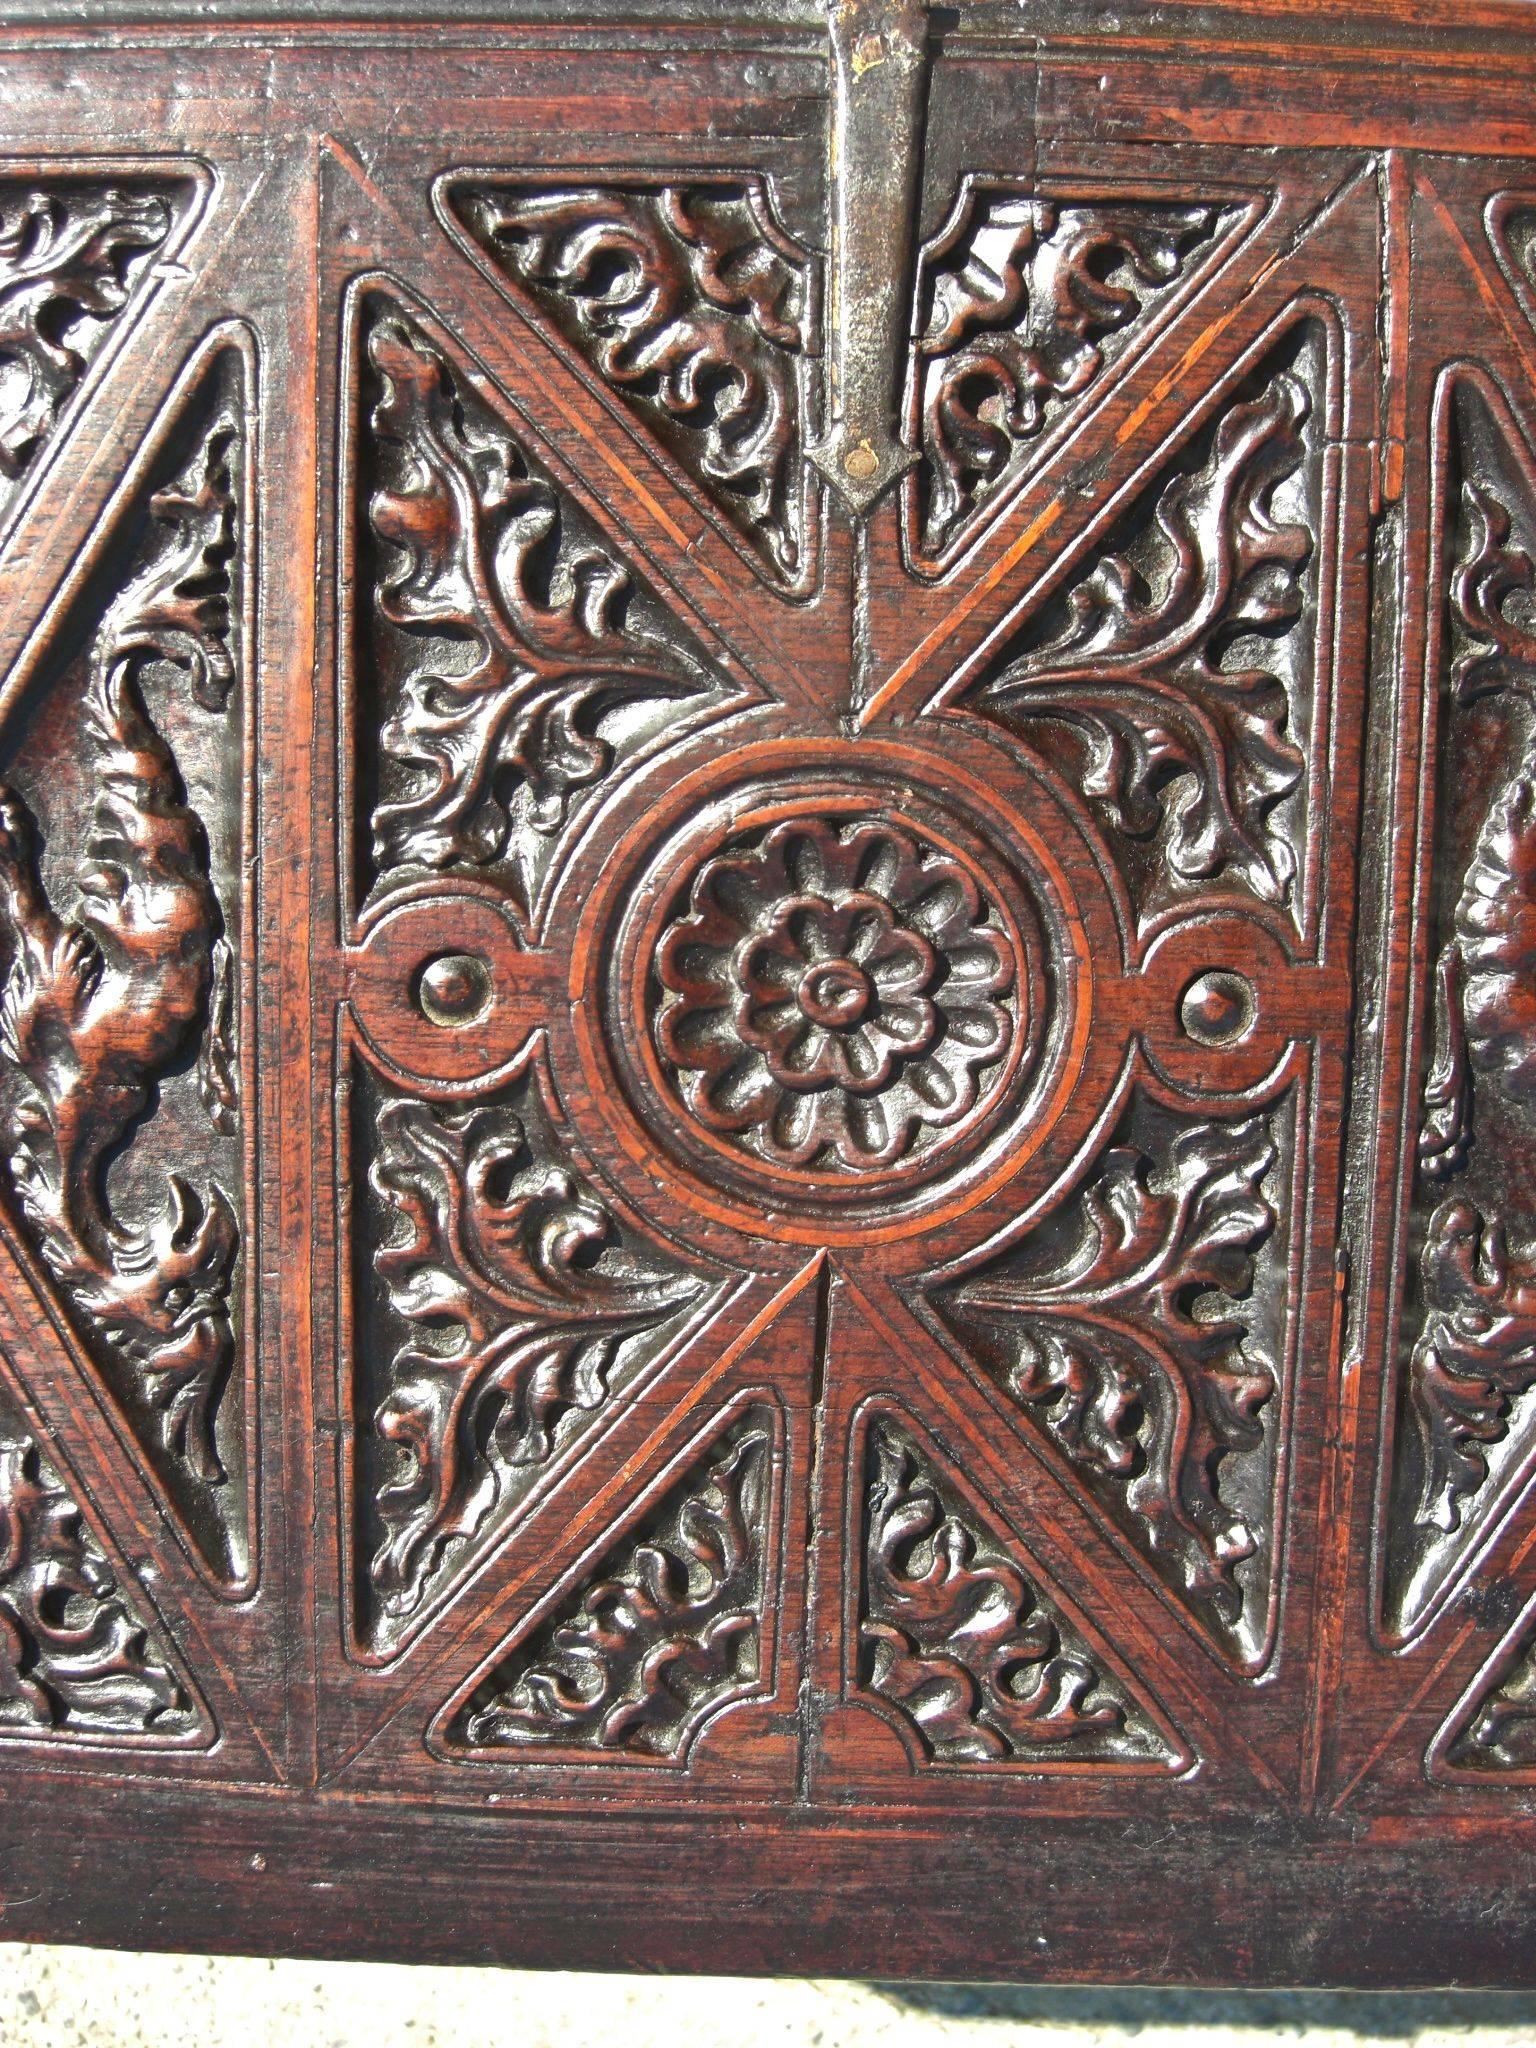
[843,443,879,480]
[1179,970,1256,1047]
[416,952,493,1029]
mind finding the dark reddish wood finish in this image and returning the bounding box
[0,0,1535,1987]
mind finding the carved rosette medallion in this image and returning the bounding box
[595,761,1088,1233]
[653,811,1021,1176]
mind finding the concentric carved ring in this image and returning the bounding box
[591,755,1093,1243]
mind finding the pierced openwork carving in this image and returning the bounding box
[972,330,1322,923]
[652,810,1020,1176]
[910,190,1230,558]
[356,301,722,918]
[356,1066,714,1640]
[936,1100,1285,1665]
[1391,380,1536,1630]
[444,1409,773,1759]
[0,1385,201,1740]
[859,1418,1179,1768]
[0,180,175,520]
[0,353,248,1579]
[444,182,818,583]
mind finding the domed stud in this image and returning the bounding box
[1179,969,1256,1048]
[416,951,493,1029]
[798,957,872,1030]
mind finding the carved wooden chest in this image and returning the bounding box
[1,0,1535,1987]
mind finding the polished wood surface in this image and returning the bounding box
[0,0,1534,1986]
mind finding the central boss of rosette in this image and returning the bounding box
[592,752,1095,1239]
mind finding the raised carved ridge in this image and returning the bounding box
[974,333,1319,922]
[910,190,1228,558]
[357,301,721,916]
[0,360,247,1575]
[1393,381,1536,1630]
[0,181,174,518]
[444,1409,772,1758]
[936,1102,1282,1665]
[1488,199,1536,343]
[359,1071,713,1638]
[0,1384,201,1739]
[859,1418,1178,1767]
[445,181,818,582]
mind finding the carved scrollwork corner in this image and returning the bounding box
[0,178,185,524]
[0,1383,207,1741]
[439,1407,775,1761]
[857,1416,1184,1769]
[908,188,1244,562]
[441,181,820,582]
[1437,1617,1536,1777]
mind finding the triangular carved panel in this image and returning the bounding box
[906,183,1255,564]
[0,174,195,530]
[855,1413,1184,1770]
[435,1403,778,1764]
[347,1048,722,1656]
[1387,374,1536,1637]
[0,1378,211,1745]
[0,338,254,1587]
[931,1091,1294,1673]
[438,179,820,588]
[967,319,1326,931]
[346,286,738,924]
[1434,1617,1536,1779]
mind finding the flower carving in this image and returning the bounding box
[653,815,1019,1173]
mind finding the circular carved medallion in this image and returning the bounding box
[587,750,1094,1244]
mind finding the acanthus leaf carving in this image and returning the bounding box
[859,1418,1178,1767]
[1407,1200,1536,1537]
[0,367,246,1556]
[446,181,817,582]
[0,1385,202,1739]
[445,1410,773,1759]
[912,191,1228,558]
[1394,382,1536,1624]
[938,1108,1280,1662]
[360,305,719,912]
[974,346,1316,920]
[0,182,174,500]
[364,1082,712,1634]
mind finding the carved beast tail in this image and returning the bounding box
[80,651,215,942]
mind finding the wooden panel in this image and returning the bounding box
[0,0,1533,1987]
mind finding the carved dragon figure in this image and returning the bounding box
[0,407,240,1483]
